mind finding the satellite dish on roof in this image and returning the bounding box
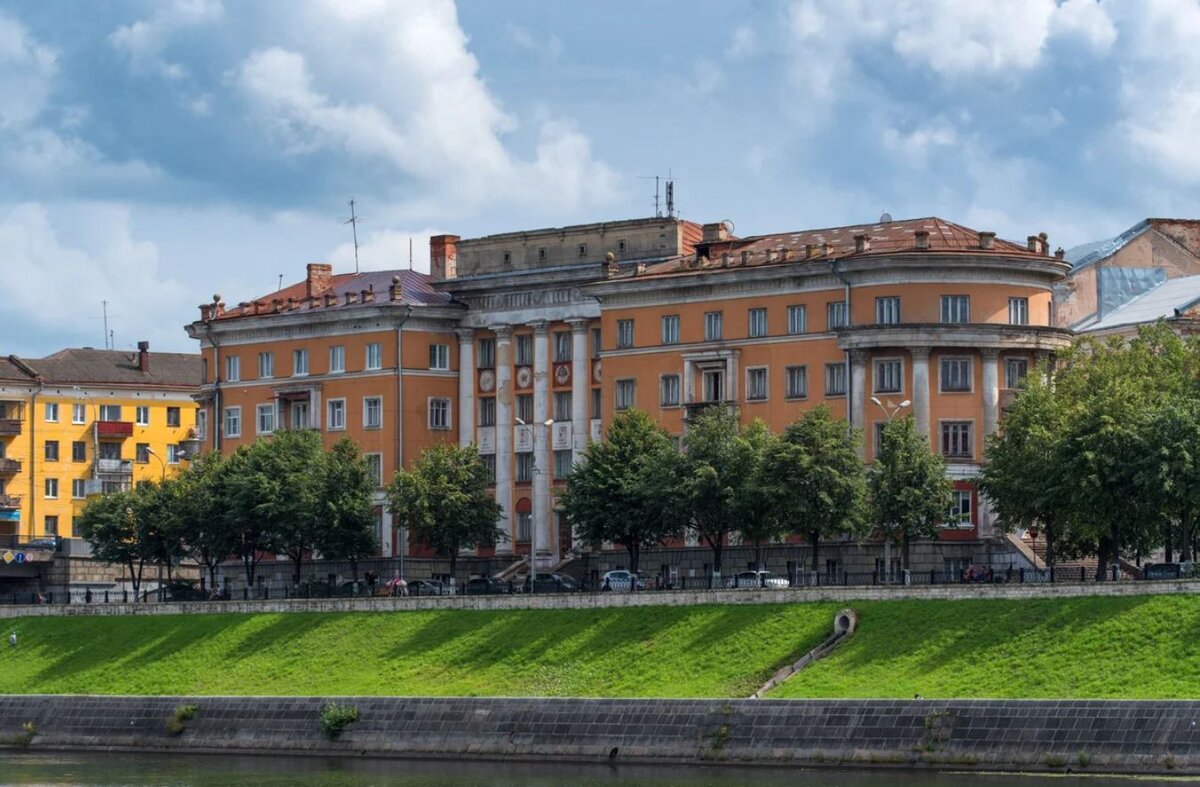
[880,211,893,223]
[722,219,735,236]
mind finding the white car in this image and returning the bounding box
[725,570,789,589]
[600,570,646,591]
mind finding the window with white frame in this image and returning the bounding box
[135,443,150,464]
[516,452,533,482]
[167,444,181,464]
[477,338,495,369]
[44,478,58,499]
[1008,297,1029,325]
[748,308,768,338]
[196,410,207,439]
[429,343,450,370]
[827,301,847,330]
[554,391,572,422]
[873,422,887,457]
[291,402,309,430]
[365,342,382,370]
[940,357,972,392]
[702,368,724,402]
[293,348,309,376]
[480,454,496,484]
[72,479,86,499]
[941,295,970,323]
[428,398,451,430]
[947,489,973,528]
[363,397,382,429]
[787,305,807,335]
[591,327,602,357]
[825,363,847,396]
[1005,358,1029,389]
[616,319,634,349]
[329,345,346,374]
[44,440,58,461]
[365,453,384,487]
[941,421,973,458]
[225,355,240,382]
[661,315,680,345]
[704,311,723,341]
[256,403,276,435]
[45,402,58,422]
[516,510,533,541]
[660,374,680,407]
[554,449,573,480]
[258,351,274,379]
[167,407,181,427]
[746,367,768,400]
[99,404,122,421]
[223,406,241,438]
[72,403,86,424]
[615,379,636,410]
[874,359,902,394]
[327,399,346,431]
[554,331,571,362]
[515,334,533,365]
[875,296,900,325]
[136,406,149,426]
[785,366,808,399]
[516,394,533,423]
[479,397,496,427]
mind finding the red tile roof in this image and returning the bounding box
[214,269,453,321]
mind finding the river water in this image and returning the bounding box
[0,753,1189,786]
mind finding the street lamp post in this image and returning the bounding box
[869,397,911,584]
[144,447,167,482]
[515,416,554,593]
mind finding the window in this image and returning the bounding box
[661,315,680,345]
[166,407,181,427]
[480,454,497,484]
[256,404,276,435]
[616,319,634,349]
[746,367,768,401]
[577,243,588,257]
[290,402,308,430]
[329,345,346,374]
[702,369,725,402]
[45,515,58,536]
[874,359,903,394]
[502,250,511,264]
[826,301,847,330]
[554,391,572,422]
[618,239,627,253]
[787,305,807,335]
[196,410,207,440]
[948,490,973,528]
[941,421,973,458]
[660,374,681,407]
[45,402,58,422]
[1008,297,1029,325]
[554,331,571,362]
[515,334,533,366]
[225,355,240,382]
[591,327,602,357]
[71,479,86,500]
[136,443,150,463]
[538,247,547,261]
[516,394,533,424]
[516,452,534,482]
[44,478,58,499]
[748,308,768,338]
[293,348,309,376]
[592,388,601,419]
[873,422,887,457]
[615,379,636,410]
[136,406,149,426]
[941,295,970,324]
[99,404,121,422]
[362,343,381,369]
[825,363,847,396]
[554,449,573,480]
[365,454,384,487]
[516,510,533,541]
[72,404,86,424]
[704,311,723,341]
[876,296,900,325]
[45,440,59,461]
[1005,358,1029,390]
[940,357,972,392]
[258,352,275,379]
[785,366,808,399]
[479,398,496,427]
[72,441,86,463]
[428,398,451,430]
[478,338,495,369]
[98,443,120,461]
[429,343,450,370]
[364,396,383,429]
[167,444,181,464]
[327,399,346,431]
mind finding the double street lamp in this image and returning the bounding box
[869,397,910,584]
[515,416,554,593]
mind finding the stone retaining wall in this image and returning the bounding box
[1,695,1196,774]
[0,577,1197,619]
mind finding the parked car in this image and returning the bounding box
[338,580,370,596]
[600,570,646,591]
[725,570,789,589]
[464,577,510,595]
[405,579,452,596]
[522,572,580,593]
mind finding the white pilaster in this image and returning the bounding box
[683,358,695,403]
[911,347,931,437]
[530,321,553,564]
[981,348,1000,440]
[456,329,475,448]
[569,319,589,458]
[850,350,867,440]
[493,325,513,555]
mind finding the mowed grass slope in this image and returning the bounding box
[0,604,838,698]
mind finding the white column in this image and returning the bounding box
[530,320,552,565]
[911,347,931,437]
[569,319,589,458]
[493,325,513,555]
[850,350,867,438]
[981,348,1000,440]
[457,329,475,448]
[683,358,695,403]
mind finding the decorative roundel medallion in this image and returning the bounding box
[554,364,571,386]
[516,366,533,389]
[592,359,602,383]
[478,369,496,393]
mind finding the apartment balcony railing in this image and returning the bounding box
[684,400,739,422]
[96,458,133,475]
[96,420,134,439]
[0,494,19,510]
[0,419,21,436]
[0,458,20,474]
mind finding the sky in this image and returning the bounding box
[3,0,1200,356]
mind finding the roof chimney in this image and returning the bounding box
[854,234,871,253]
[979,232,996,250]
[914,230,930,250]
[137,341,150,373]
[702,222,729,243]
[306,263,333,298]
[430,235,460,281]
[1054,247,1066,260]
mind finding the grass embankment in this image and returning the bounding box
[2,595,1197,699]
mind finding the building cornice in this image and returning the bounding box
[835,323,1074,352]
[186,305,464,349]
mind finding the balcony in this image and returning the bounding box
[0,494,19,510]
[0,458,19,474]
[96,420,134,439]
[96,458,134,475]
[684,400,738,422]
[0,419,20,436]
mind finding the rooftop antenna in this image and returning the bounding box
[109,329,114,352]
[102,301,110,349]
[277,273,283,291]
[636,175,662,217]
[665,169,676,218]
[409,237,413,272]
[341,198,364,274]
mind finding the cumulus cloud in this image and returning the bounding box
[0,11,58,129]
[109,0,223,79]
[326,227,442,274]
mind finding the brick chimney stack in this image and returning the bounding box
[137,341,150,373]
[306,263,333,298]
[430,235,460,281]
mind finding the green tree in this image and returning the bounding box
[133,479,186,591]
[174,452,238,596]
[869,415,953,571]
[560,409,684,574]
[764,405,867,573]
[1135,399,1200,562]
[731,420,783,571]
[317,438,379,583]
[386,443,502,578]
[77,489,147,597]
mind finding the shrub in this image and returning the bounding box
[320,702,359,740]
[166,703,198,735]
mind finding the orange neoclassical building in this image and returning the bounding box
[187,215,1071,576]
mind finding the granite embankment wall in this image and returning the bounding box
[1,578,1197,619]
[2,695,1198,774]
